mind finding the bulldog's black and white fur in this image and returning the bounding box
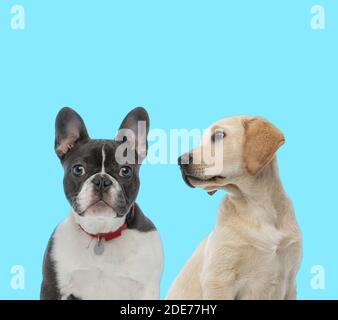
[41,107,163,300]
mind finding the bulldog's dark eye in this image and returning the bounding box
[213,130,226,142]
[119,166,132,178]
[72,165,85,177]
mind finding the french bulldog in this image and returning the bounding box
[41,107,163,300]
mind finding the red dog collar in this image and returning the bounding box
[80,223,128,241]
[79,204,135,241]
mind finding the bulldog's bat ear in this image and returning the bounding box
[55,107,90,160]
[243,117,285,176]
[116,107,150,164]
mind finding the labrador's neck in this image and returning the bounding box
[223,159,290,226]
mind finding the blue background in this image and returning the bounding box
[0,1,337,300]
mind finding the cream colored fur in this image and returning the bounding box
[166,116,302,300]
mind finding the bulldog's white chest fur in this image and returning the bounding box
[52,215,163,300]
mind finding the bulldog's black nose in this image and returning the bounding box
[178,153,193,167]
[92,175,112,192]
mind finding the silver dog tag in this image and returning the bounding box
[94,237,105,256]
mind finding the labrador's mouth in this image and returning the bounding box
[181,170,196,188]
[181,169,224,188]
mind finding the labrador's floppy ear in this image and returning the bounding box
[243,117,285,176]
[55,107,90,160]
[116,107,150,164]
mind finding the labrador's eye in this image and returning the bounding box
[119,166,132,178]
[213,130,226,142]
[72,165,86,177]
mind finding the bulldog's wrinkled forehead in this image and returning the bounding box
[62,140,117,170]
[55,106,150,165]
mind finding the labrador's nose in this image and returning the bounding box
[178,153,193,167]
[92,175,113,192]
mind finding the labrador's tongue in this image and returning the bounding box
[208,190,217,196]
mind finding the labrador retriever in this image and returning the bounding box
[166,116,302,300]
